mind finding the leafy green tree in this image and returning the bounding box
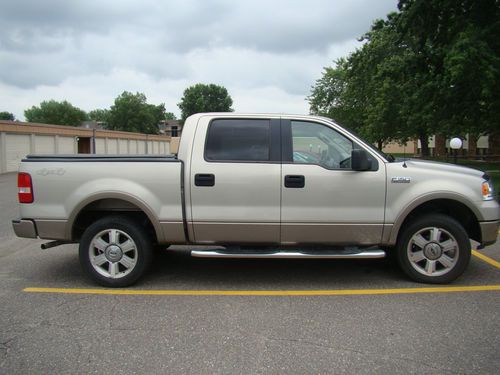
[308,58,359,129]
[24,100,87,126]
[178,83,233,122]
[0,112,15,121]
[107,91,165,134]
[309,17,411,150]
[309,0,499,156]
[397,0,500,137]
[88,109,110,124]
[164,112,177,120]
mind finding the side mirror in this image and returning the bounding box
[351,149,372,171]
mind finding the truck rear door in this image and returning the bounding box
[189,116,281,244]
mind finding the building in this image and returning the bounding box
[159,120,182,137]
[418,134,500,159]
[382,133,499,159]
[0,120,173,173]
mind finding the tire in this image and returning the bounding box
[79,216,153,287]
[396,214,471,284]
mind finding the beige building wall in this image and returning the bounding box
[59,137,76,154]
[95,138,106,154]
[382,140,418,154]
[34,135,55,154]
[5,134,30,172]
[0,121,172,173]
[118,139,128,154]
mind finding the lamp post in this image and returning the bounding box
[450,137,462,164]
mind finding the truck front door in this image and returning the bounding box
[280,119,386,245]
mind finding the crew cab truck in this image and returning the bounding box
[12,113,499,287]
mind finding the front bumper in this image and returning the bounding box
[479,220,499,247]
[12,219,37,238]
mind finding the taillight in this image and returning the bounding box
[18,173,34,203]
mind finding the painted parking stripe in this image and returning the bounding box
[472,250,500,269]
[23,285,500,296]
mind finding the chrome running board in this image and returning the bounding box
[190,249,386,259]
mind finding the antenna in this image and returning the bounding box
[402,142,407,168]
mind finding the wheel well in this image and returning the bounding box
[72,199,158,244]
[398,199,481,243]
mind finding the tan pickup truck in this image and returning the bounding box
[12,113,499,287]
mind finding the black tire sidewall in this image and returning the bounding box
[79,216,153,287]
[396,214,471,284]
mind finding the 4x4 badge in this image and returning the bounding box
[391,177,411,183]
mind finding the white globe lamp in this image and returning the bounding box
[450,138,462,150]
[449,137,462,164]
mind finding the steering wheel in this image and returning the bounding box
[339,157,351,169]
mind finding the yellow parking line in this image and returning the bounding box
[23,285,500,296]
[472,250,500,269]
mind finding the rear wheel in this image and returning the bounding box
[396,214,471,284]
[79,216,152,287]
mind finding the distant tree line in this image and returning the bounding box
[308,0,499,155]
[0,111,15,121]
[1,83,233,134]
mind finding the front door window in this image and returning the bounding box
[291,121,353,169]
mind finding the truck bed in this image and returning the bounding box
[17,154,185,244]
[23,154,179,162]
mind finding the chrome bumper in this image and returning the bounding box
[12,219,37,238]
[479,220,499,247]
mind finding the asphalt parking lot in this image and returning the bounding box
[1,172,499,374]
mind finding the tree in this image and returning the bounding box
[0,112,15,121]
[308,59,359,129]
[88,109,110,124]
[178,83,233,122]
[107,91,165,134]
[397,0,500,137]
[164,112,177,120]
[24,100,87,126]
[308,0,499,156]
[309,16,412,149]
[351,15,429,151]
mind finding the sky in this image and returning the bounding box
[0,0,397,120]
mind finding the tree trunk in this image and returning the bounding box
[434,134,446,157]
[468,134,477,159]
[489,132,500,160]
[377,139,383,150]
[418,132,430,157]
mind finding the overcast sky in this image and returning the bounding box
[0,0,397,120]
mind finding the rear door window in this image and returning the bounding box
[205,119,271,161]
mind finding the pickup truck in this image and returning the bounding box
[12,113,499,287]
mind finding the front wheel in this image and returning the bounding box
[79,216,153,287]
[396,214,471,284]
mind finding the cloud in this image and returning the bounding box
[0,0,397,118]
[186,41,358,95]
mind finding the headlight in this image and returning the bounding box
[482,180,494,201]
